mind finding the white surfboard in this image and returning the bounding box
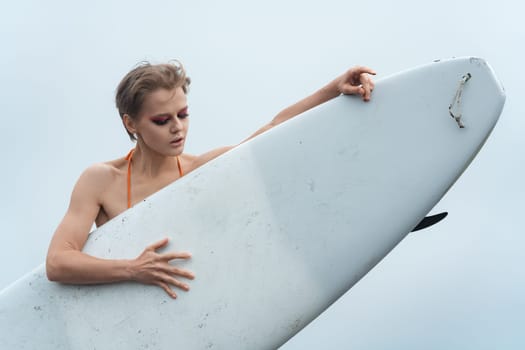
[0,57,505,349]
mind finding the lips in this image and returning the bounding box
[170,137,184,146]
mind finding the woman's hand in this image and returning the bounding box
[335,66,376,101]
[129,238,195,299]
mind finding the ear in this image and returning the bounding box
[123,114,137,135]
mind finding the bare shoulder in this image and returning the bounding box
[179,153,199,173]
[74,157,127,198]
[82,160,122,183]
[179,153,198,163]
[181,146,234,173]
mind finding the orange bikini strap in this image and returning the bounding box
[126,149,134,209]
[177,156,184,177]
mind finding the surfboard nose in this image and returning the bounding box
[468,57,506,127]
[429,57,506,133]
[467,56,506,92]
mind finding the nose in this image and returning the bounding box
[169,116,182,133]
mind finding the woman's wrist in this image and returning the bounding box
[122,258,137,281]
[320,78,342,100]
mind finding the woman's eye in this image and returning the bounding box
[151,118,169,125]
[177,107,189,119]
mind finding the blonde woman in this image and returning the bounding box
[46,61,375,298]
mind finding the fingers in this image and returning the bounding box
[353,65,376,76]
[156,251,195,282]
[169,266,195,280]
[156,273,191,299]
[162,251,192,261]
[147,237,169,251]
[157,281,178,299]
[360,74,374,101]
[340,66,376,101]
[340,84,362,96]
[159,251,194,279]
[146,239,192,260]
[152,269,192,298]
[340,81,372,100]
[139,238,194,299]
[161,274,191,291]
[157,263,195,280]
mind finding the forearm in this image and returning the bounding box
[46,249,133,285]
[247,79,340,140]
[273,79,340,125]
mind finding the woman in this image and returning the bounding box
[46,61,376,299]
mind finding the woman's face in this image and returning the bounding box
[129,87,190,156]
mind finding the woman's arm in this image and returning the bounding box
[245,65,376,141]
[46,164,194,299]
[190,66,375,169]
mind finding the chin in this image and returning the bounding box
[168,145,185,156]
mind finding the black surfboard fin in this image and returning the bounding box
[411,212,448,232]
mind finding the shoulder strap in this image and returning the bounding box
[126,149,134,209]
[176,156,184,177]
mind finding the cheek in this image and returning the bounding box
[181,119,190,132]
[136,124,164,141]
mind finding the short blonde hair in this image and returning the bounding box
[115,61,191,141]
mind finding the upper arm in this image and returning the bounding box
[187,122,277,171]
[189,146,235,172]
[47,165,109,257]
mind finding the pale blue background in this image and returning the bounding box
[1,0,523,348]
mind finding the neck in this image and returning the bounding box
[131,143,180,177]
